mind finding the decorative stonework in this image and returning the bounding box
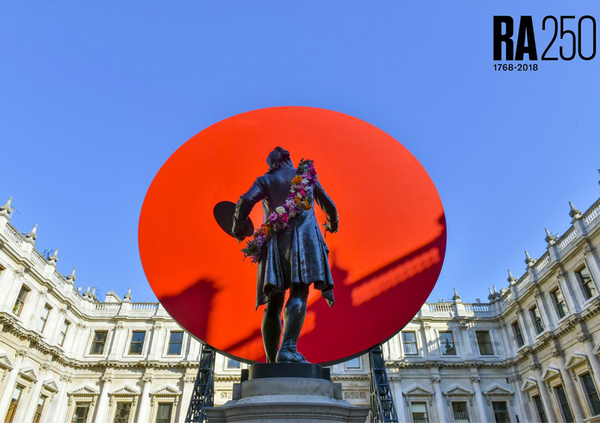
[67,385,100,406]
[565,352,589,370]
[19,367,38,383]
[483,384,514,405]
[443,385,474,406]
[343,391,368,400]
[403,384,434,406]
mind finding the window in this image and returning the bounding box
[530,306,544,334]
[37,304,52,332]
[156,403,173,423]
[129,331,146,355]
[71,403,90,423]
[4,384,23,423]
[58,320,70,346]
[344,357,360,369]
[167,331,183,355]
[113,403,131,423]
[550,288,568,319]
[581,372,600,415]
[402,331,418,355]
[576,265,597,300]
[554,385,574,423]
[410,402,428,423]
[227,358,241,368]
[439,331,456,355]
[476,331,494,355]
[32,395,47,423]
[89,330,108,355]
[12,285,30,316]
[491,401,511,423]
[512,321,524,347]
[451,402,469,423]
[532,395,547,423]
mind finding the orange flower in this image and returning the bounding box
[302,202,312,210]
[292,176,303,185]
[261,225,270,234]
[294,197,301,204]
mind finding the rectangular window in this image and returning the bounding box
[167,331,183,355]
[451,401,469,423]
[344,357,360,369]
[576,265,597,300]
[4,385,23,423]
[512,321,524,348]
[554,385,574,423]
[439,331,456,355]
[32,395,47,423]
[530,306,545,334]
[156,403,173,423]
[491,401,511,423]
[476,331,494,355]
[581,372,600,415]
[533,395,548,423]
[550,288,568,319]
[113,403,131,423]
[402,331,418,355]
[410,402,428,423]
[227,358,241,369]
[58,320,70,346]
[37,304,52,332]
[71,403,90,423]
[129,331,146,355]
[89,330,108,355]
[12,285,30,316]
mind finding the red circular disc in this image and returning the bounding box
[139,106,446,365]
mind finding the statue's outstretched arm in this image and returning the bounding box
[314,181,338,233]
[232,180,265,240]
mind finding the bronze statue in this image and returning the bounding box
[232,147,339,363]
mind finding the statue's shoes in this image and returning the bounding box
[276,348,308,363]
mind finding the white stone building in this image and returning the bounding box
[0,190,600,423]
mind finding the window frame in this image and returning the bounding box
[532,395,548,423]
[491,401,511,423]
[58,320,71,347]
[402,331,419,355]
[553,384,574,423]
[32,394,47,423]
[166,331,184,355]
[155,402,174,423]
[71,402,91,423]
[113,401,132,423]
[12,285,30,317]
[89,330,109,355]
[530,305,545,335]
[550,288,568,320]
[37,303,52,333]
[475,331,494,356]
[4,384,24,423]
[410,401,429,423]
[512,321,524,348]
[128,331,146,355]
[580,372,600,416]
[451,401,470,423]
[439,330,457,356]
[575,265,597,301]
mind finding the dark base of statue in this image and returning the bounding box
[203,363,369,422]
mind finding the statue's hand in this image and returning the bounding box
[326,219,339,233]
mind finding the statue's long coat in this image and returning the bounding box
[232,165,338,309]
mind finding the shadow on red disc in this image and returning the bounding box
[138,106,446,365]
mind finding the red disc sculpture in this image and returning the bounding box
[138,106,446,365]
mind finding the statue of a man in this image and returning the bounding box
[232,147,339,363]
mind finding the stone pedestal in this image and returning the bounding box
[204,363,369,422]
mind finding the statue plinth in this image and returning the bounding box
[204,363,369,422]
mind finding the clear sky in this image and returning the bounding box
[1,1,599,304]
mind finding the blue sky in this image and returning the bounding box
[1,1,599,304]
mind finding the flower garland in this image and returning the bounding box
[242,159,318,263]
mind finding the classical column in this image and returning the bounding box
[470,375,488,422]
[557,272,581,314]
[496,322,512,357]
[392,378,406,422]
[177,374,196,423]
[50,374,72,423]
[508,374,532,423]
[0,350,26,418]
[21,362,49,423]
[516,308,534,345]
[136,375,153,423]
[93,373,113,423]
[584,247,600,288]
[459,322,474,358]
[535,290,554,331]
[431,375,447,422]
[556,352,585,422]
[533,366,556,422]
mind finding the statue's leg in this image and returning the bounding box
[262,292,284,363]
[276,284,309,363]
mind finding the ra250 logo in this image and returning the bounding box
[493,16,597,61]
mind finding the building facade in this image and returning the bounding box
[0,192,599,423]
